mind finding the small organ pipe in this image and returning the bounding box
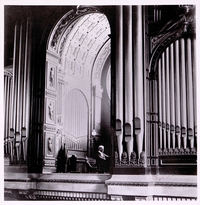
[4,76,8,139]
[4,76,8,154]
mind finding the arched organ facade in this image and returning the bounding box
[156,38,196,154]
[4,5,197,174]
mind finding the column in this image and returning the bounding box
[115,6,123,162]
[94,85,103,134]
[123,5,133,160]
[133,5,144,159]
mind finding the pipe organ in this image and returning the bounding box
[113,5,196,173]
[157,36,196,155]
[4,19,32,165]
[4,5,196,176]
[64,89,88,152]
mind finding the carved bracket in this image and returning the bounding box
[149,5,195,74]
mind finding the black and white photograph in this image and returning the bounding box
[2,0,199,202]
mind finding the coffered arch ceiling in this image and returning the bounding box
[48,11,111,81]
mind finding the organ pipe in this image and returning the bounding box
[23,20,31,160]
[4,76,8,136]
[158,59,162,149]
[7,78,12,153]
[169,43,175,149]
[115,6,123,162]
[165,47,170,149]
[192,37,197,140]
[9,79,13,156]
[25,21,31,140]
[4,76,8,155]
[133,5,144,158]
[12,24,18,134]
[174,40,181,149]
[123,5,133,160]
[22,21,28,127]
[161,53,166,149]
[17,23,25,160]
[180,38,187,149]
[16,23,23,133]
[186,37,194,148]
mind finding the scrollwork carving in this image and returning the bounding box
[139,151,146,166]
[121,151,128,165]
[130,151,137,165]
[149,5,195,73]
[50,7,102,51]
[115,151,120,165]
[51,10,76,49]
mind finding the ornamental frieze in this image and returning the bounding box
[158,147,197,156]
[94,41,110,81]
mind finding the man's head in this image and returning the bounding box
[98,145,104,152]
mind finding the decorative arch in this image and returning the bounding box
[44,6,112,172]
